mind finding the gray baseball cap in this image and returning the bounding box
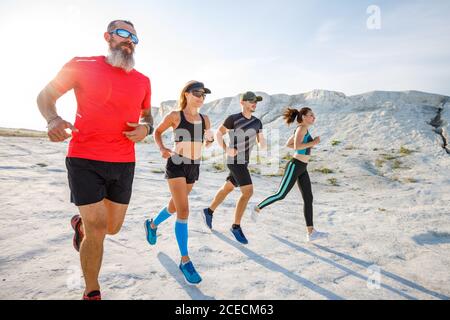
[240,91,263,102]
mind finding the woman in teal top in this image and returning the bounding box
[295,130,314,155]
[252,107,328,242]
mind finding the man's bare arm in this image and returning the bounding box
[140,108,154,135]
[216,125,228,151]
[256,132,267,150]
[37,83,78,142]
[216,125,238,157]
[37,84,63,123]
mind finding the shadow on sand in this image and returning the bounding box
[212,230,343,300]
[157,252,215,300]
[272,235,449,300]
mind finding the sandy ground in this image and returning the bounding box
[0,133,449,300]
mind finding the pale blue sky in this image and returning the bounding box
[1,0,449,130]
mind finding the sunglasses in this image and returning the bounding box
[190,90,207,99]
[109,29,139,44]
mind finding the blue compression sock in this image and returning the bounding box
[175,219,189,257]
[153,207,173,226]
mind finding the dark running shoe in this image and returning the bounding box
[202,208,213,230]
[83,290,101,300]
[71,215,84,252]
[230,225,248,244]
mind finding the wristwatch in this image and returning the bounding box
[143,124,154,136]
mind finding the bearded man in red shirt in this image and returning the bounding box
[37,20,153,300]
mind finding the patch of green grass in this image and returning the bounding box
[282,153,292,161]
[327,178,339,186]
[373,148,379,151]
[249,167,261,175]
[212,163,225,171]
[151,169,164,174]
[331,140,341,146]
[345,145,356,150]
[400,146,414,155]
[392,159,403,169]
[314,167,334,174]
[381,153,399,161]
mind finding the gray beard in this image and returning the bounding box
[107,47,135,73]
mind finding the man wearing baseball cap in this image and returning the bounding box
[202,91,266,244]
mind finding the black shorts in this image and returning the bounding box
[226,164,253,187]
[165,155,200,184]
[65,157,135,206]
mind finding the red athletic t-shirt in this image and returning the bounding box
[51,56,151,162]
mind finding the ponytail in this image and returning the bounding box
[283,108,300,124]
[283,107,313,125]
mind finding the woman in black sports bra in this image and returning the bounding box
[144,81,214,285]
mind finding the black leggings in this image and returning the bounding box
[257,158,313,227]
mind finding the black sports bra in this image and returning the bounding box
[174,111,206,143]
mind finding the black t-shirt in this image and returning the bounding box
[223,113,263,164]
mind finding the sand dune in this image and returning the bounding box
[0,135,449,300]
[1,90,449,300]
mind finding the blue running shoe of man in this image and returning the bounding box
[179,260,202,285]
[144,219,157,245]
[230,225,248,244]
[202,208,213,230]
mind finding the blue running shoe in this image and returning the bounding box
[202,208,213,230]
[179,260,202,285]
[230,225,248,244]
[144,219,157,245]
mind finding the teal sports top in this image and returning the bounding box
[294,128,314,155]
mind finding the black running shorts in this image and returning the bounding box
[65,157,135,206]
[226,164,253,187]
[165,155,200,185]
